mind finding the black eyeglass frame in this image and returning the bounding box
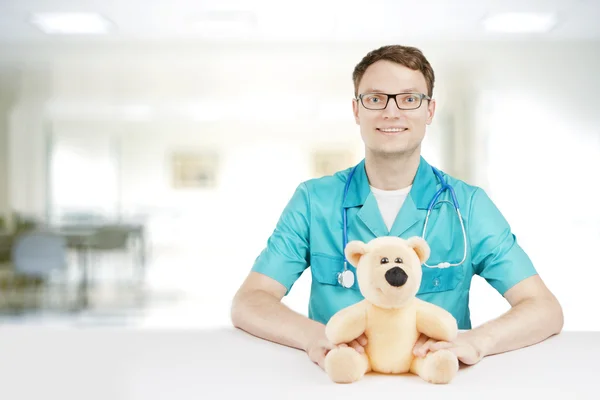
[356,92,432,110]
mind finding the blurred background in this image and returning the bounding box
[0,0,598,331]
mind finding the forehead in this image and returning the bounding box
[358,60,428,94]
[371,244,411,257]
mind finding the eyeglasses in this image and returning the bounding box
[356,92,431,110]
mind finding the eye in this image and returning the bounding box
[395,257,403,264]
[399,94,420,105]
[364,94,386,104]
[380,257,389,264]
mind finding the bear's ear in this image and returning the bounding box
[344,240,368,268]
[406,236,430,264]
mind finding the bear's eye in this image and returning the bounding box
[395,257,403,264]
[380,257,389,264]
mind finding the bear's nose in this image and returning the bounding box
[385,267,408,287]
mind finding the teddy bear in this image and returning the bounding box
[324,236,459,384]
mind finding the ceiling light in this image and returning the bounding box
[30,12,113,35]
[188,10,255,34]
[483,12,557,33]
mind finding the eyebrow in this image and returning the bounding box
[365,88,421,93]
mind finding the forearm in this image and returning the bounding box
[231,290,324,352]
[466,295,564,358]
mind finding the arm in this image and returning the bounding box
[466,188,564,358]
[415,189,564,363]
[231,183,322,352]
[231,183,367,369]
[462,274,563,359]
[325,301,368,345]
[417,189,564,363]
[231,271,325,353]
[415,299,458,342]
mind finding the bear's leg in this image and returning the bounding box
[324,347,371,384]
[409,349,458,384]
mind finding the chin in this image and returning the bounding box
[372,147,412,158]
[382,139,424,156]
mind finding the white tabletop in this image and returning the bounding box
[0,327,596,400]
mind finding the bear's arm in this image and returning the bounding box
[325,300,368,345]
[415,299,458,342]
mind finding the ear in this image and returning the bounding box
[426,98,436,125]
[406,236,430,264]
[345,240,368,268]
[352,98,360,125]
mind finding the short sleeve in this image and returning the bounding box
[251,183,311,294]
[468,188,538,295]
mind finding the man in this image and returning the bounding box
[230,45,563,370]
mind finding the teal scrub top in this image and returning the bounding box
[251,156,537,329]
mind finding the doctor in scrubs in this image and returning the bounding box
[231,45,564,370]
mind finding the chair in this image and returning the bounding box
[6,231,70,311]
[90,226,131,252]
[88,225,136,285]
[0,233,12,263]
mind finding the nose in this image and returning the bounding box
[382,97,402,119]
[385,267,408,287]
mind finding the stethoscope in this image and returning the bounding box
[338,164,468,289]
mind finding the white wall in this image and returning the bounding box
[7,68,51,222]
[4,39,600,330]
[0,105,8,227]
[469,45,600,331]
[0,70,19,227]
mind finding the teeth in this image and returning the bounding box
[380,128,405,132]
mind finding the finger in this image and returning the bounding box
[318,360,326,370]
[349,340,364,353]
[320,340,336,351]
[313,352,325,370]
[318,352,328,370]
[356,334,368,346]
[430,341,453,352]
[422,339,439,355]
[412,334,429,353]
[447,346,477,365]
[412,334,429,355]
[414,338,437,357]
[338,343,348,348]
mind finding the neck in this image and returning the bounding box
[364,148,421,191]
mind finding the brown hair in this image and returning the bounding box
[352,45,435,97]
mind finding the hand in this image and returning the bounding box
[337,333,368,354]
[412,332,484,365]
[305,330,368,370]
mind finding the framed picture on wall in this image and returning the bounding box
[311,149,356,178]
[171,151,219,189]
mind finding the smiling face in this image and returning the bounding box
[352,59,436,158]
[345,236,430,309]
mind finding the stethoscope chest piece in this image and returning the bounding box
[337,269,355,288]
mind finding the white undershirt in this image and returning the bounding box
[370,185,412,232]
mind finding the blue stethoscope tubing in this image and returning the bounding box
[339,164,468,288]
